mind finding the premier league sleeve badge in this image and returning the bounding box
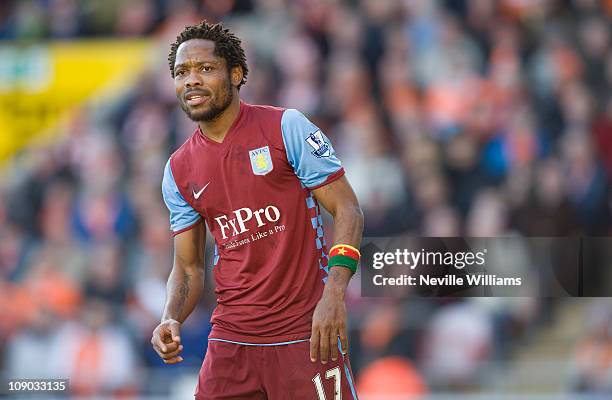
[305,130,331,158]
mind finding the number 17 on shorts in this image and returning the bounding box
[313,366,342,400]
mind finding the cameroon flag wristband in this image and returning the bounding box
[328,244,360,273]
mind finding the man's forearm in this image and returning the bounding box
[162,266,204,323]
[323,267,353,299]
[331,203,363,248]
[324,204,364,295]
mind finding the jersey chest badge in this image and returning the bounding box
[249,145,273,175]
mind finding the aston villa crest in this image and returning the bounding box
[305,130,331,158]
[249,146,273,175]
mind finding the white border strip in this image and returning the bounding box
[208,338,309,346]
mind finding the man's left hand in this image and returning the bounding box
[310,287,348,364]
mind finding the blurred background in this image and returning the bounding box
[1,0,612,398]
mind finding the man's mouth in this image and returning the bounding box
[185,92,210,106]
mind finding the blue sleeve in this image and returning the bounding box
[162,159,201,234]
[281,109,343,188]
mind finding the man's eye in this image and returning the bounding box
[202,66,212,72]
[175,70,185,77]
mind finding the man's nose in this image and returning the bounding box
[185,71,202,87]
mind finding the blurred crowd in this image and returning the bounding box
[1,0,612,397]
[571,299,612,394]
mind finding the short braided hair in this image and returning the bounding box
[168,20,248,89]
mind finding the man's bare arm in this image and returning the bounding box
[314,176,363,300]
[310,176,364,364]
[162,221,206,322]
[151,221,206,364]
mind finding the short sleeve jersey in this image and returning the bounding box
[162,102,344,344]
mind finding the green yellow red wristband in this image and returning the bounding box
[329,244,361,258]
[328,244,360,273]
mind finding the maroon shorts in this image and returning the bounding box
[195,339,359,400]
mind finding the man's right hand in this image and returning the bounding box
[151,319,184,364]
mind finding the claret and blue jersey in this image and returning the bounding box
[162,102,344,344]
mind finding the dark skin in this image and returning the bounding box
[308,177,363,364]
[151,222,206,364]
[173,38,243,141]
[151,38,364,365]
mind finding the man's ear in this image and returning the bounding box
[231,66,243,87]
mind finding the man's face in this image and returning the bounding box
[173,39,234,122]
